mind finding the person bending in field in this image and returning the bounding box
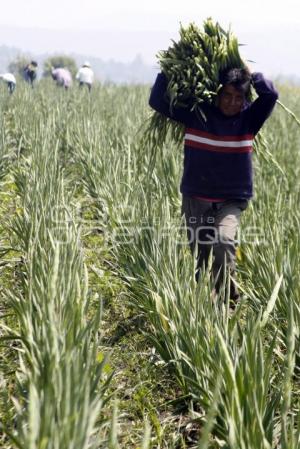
[0,73,16,94]
[76,61,94,92]
[24,61,38,87]
[51,67,72,90]
[149,68,278,303]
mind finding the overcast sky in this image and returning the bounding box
[0,0,299,76]
[1,0,299,30]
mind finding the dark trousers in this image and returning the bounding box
[79,81,92,92]
[7,82,15,94]
[182,196,248,298]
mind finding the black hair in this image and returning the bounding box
[31,61,38,67]
[219,67,251,100]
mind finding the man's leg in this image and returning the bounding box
[212,200,248,299]
[181,196,216,280]
[8,82,14,94]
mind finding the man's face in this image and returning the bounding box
[217,84,245,116]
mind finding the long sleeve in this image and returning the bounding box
[149,72,193,125]
[248,72,279,135]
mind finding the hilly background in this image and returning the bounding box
[0,44,158,84]
[0,22,299,84]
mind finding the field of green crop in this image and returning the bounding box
[0,78,299,448]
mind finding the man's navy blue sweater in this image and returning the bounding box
[149,72,278,200]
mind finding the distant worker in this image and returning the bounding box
[24,61,38,87]
[51,67,72,90]
[76,61,94,91]
[0,73,16,94]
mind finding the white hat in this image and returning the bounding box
[83,61,91,68]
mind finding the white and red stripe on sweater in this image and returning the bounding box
[185,128,254,154]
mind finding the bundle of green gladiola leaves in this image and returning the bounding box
[143,18,284,179]
[159,19,245,113]
[144,18,246,148]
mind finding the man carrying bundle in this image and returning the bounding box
[149,67,278,303]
